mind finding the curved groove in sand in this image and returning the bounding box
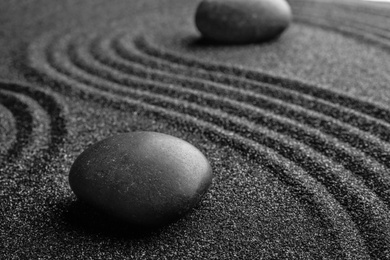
[112,35,390,171]
[88,33,390,207]
[23,32,374,259]
[0,81,68,161]
[135,36,390,126]
[115,35,390,145]
[25,32,390,258]
[133,37,390,142]
[0,89,48,166]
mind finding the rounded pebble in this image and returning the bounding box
[195,0,292,43]
[69,131,213,227]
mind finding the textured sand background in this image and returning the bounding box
[1,0,390,259]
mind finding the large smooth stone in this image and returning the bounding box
[195,0,292,43]
[69,132,212,227]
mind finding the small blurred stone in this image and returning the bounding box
[195,0,292,43]
[69,131,213,227]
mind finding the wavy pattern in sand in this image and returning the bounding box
[290,0,390,50]
[23,30,390,259]
[0,81,68,167]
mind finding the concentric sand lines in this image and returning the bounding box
[24,30,390,258]
[0,89,46,166]
[0,81,68,168]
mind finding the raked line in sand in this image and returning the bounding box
[0,81,68,169]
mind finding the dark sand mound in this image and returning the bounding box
[1,0,390,259]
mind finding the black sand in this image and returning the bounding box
[1,0,390,259]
